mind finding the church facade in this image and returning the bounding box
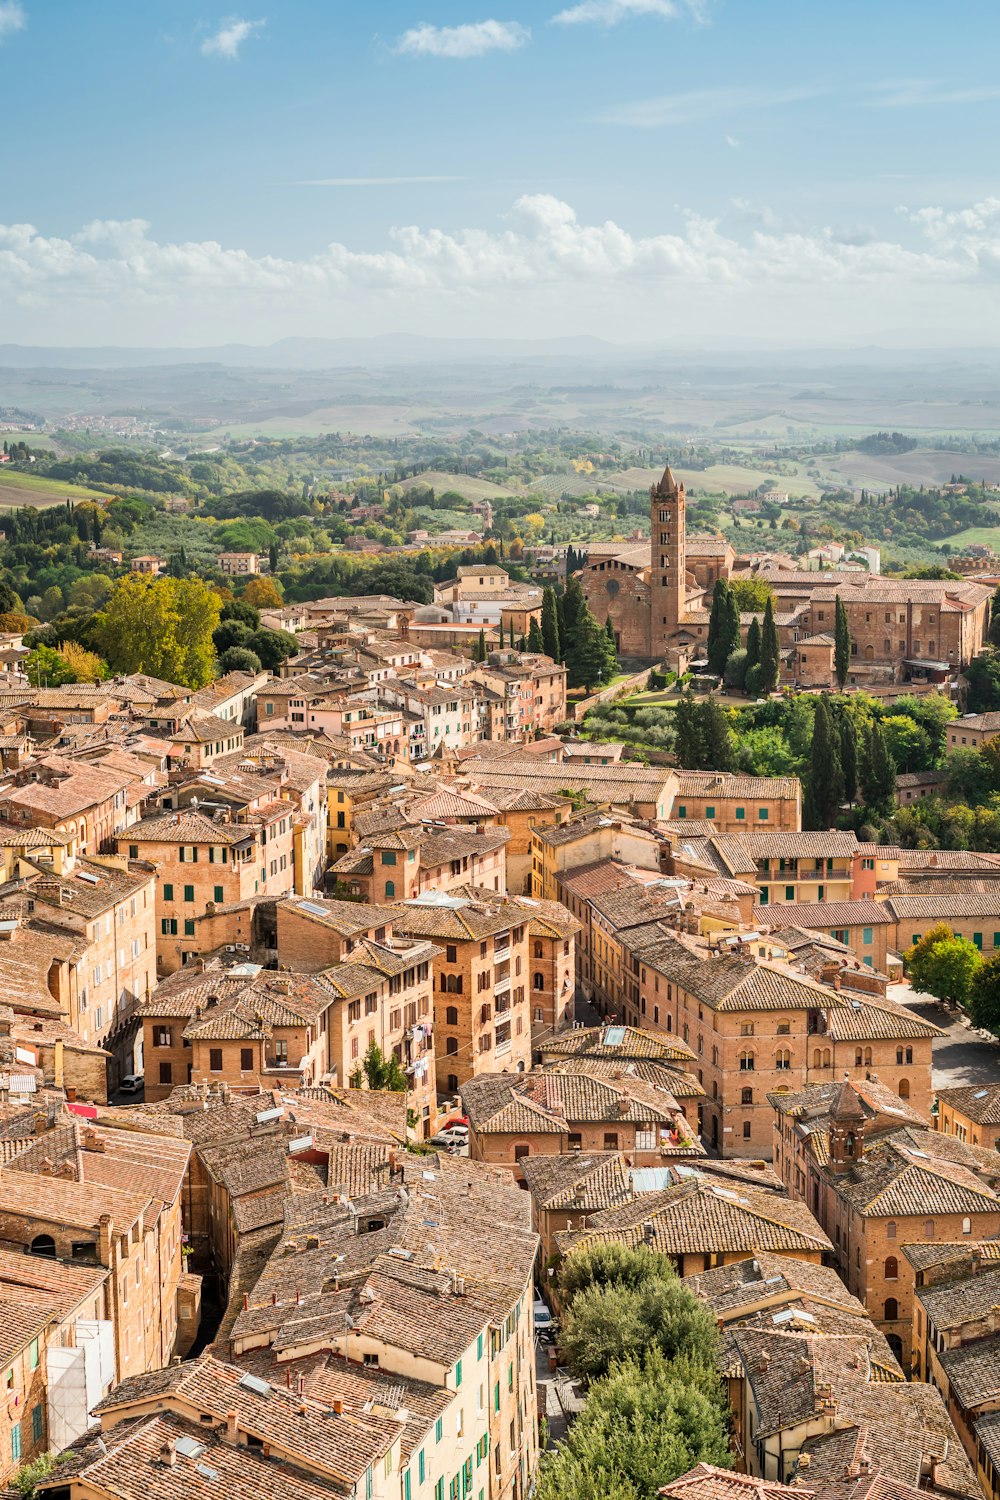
[579,465,991,682]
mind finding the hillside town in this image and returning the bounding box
[0,467,1000,1500]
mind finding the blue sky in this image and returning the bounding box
[2,0,1000,346]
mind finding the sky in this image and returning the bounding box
[2,0,1000,348]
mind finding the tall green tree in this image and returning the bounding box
[604,617,619,674]
[745,615,761,678]
[861,720,896,812]
[541,586,561,660]
[805,697,844,829]
[700,698,735,772]
[535,1349,732,1500]
[969,953,1000,1034]
[834,594,851,688]
[706,580,725,674]
[562,578,616,689]
[989,586,1000,647]
[839,713,859,804]
[474,627,487,662]
[527,617,543,653]
[760,596,781,694]
[706,580,739,676]
[91,574,221,689]
[905,924,981,1008]
[674,694,705,769]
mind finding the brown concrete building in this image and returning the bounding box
[726,1323,977,1496]
[332,823,509,905]
[907,1249,1000,1496]
[625,928,935,1156]
[218,1151,540,1500]
[137,947,437,1129]
[578,463,990,678]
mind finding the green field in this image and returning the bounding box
[0,468,107,508]
[940,525,1000,551]
[405,471,524,503]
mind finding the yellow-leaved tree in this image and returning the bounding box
[91,575,221,689]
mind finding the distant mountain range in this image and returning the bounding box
[1,334,999,373]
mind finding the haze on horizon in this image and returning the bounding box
[2,0,999,351]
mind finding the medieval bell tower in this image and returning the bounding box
[650,464,687,652]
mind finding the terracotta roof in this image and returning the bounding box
[936,1083,1000,1124]
[540,1024,696,1065]
[660,1464,806,1500]
[557,1175,831,1258]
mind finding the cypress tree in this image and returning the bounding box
[700,698,735,771]
[527,617,543,653]
[862,721,896,812]
[725,586,741,666]
[604,617,618,676]
[834,594,851,688]
[674,694,705,769]
[541,587,561,660]
[760,596,781,694]
[706,580,727,675]
[475,627,486,663]
[807,698,844,829]
[745,615,761,676]
[990,586,1000,648]
[839,714,858,804]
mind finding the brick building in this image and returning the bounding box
[387,891,534,1092]
[770,1078,1000,1364]
[461,1067,701,1178]
[577,464,990,677]
[937,1084,1000,1151]
[123,806,296,975]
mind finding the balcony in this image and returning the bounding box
[494,966,511,994]
[495,1038,512,1058]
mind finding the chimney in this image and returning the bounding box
[98,1213,114,1266]
[225,1410,238,1441]
[332,1398,344,1416]
[757,1355,770,1374]
[160,1439,177,1468]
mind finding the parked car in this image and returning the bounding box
[430,1125,469,1149]
[442,1114,469,1131]
[118,1074,144,1095]
[533,1298,555,1341]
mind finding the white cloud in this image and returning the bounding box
[296,176,464,187]
[725,134,740,148]
[0,2,26,41]
[552,0,704,25]
[395,20,529,58]
[600,82,823,126]
[870,78,1000,108]
[3,195,1000,344]
[201,16,265,59]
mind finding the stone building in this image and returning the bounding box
[578,464,990,678]
[770,1078,1000,1364]
[936,1083,1000,1152]
[461,1066,701,1179]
